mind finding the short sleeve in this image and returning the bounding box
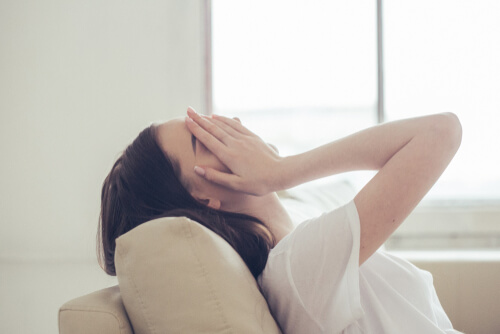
[258,200,364,334]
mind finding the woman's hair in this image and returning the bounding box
[97,124,275,278]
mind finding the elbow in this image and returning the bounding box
[435,112,462,152]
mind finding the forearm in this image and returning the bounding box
[279,113,461,190]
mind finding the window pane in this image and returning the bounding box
[384,0,500,200]
[212,0,378,156]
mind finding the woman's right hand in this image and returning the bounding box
[185,107,285,196]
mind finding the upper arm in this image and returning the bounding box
[284,203,363,331]
[354,113,462,265]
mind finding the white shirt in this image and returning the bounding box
[258,200,461,334]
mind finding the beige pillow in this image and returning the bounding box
[115,216,282,334]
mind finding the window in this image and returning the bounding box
[209,0,500,250]
[384,0,500,201]
[383,0,500,250]
[212,0,378,158]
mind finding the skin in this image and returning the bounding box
[183,107,462,265]
[156,118,295,242]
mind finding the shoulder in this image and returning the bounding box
[258,200,363,333]
[278,200,360,254]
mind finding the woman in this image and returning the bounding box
[99,107,463,333]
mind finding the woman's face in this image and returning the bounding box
[156,118,235,209]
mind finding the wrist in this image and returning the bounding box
[273,155,303,191]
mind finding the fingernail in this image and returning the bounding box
[185,116,194,123]
[194,166,206,176]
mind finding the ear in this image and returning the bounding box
[194,196,221,210]
[206,198,221,210]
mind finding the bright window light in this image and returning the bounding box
[212,0,377,156]
[384,0,500,200]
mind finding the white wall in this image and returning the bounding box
[0,0,207,261]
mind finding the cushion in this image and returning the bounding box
[58,285,133,334]
[115,216,282,334]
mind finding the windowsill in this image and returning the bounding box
[389,250,500,262]
[385,201,500,250]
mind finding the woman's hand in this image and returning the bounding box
[185,107,284,196]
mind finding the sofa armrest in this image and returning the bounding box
[58,285,133,334]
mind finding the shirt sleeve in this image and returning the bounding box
[259,200,364,334]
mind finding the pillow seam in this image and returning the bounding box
[117,241,157,334]
[185,219,233,334]
[58,308,127,329]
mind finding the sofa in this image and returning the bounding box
[58,181,500,334]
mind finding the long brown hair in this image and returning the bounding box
[97,124,275,278]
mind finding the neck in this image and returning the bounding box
[226,193,294,244]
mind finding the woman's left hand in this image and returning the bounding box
[185,107,284,196]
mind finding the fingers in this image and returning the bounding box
[187,106,253,137]
[211,114,255,136]
[268,143,279,154]
[187,107,232,145]
[185,117,228,161]
[210,117,244,138]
